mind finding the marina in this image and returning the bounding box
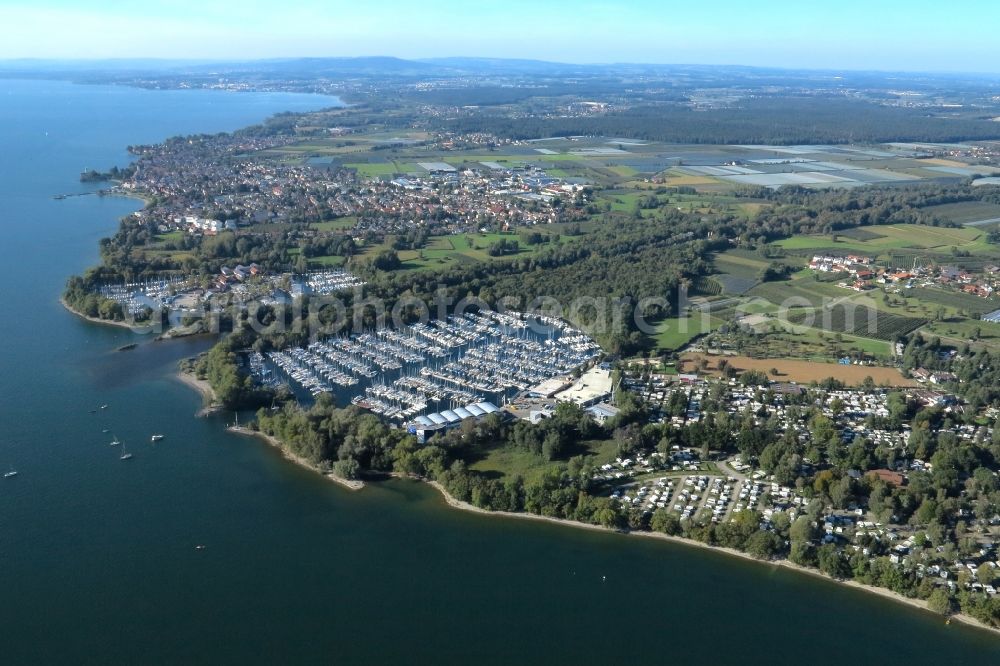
[249,310,603,420]
[90,269,365,319]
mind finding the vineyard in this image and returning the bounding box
[747,280,846,308]
[690,275,722,297]
[787,305,926,341]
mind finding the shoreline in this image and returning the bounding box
[167,370,999,639]
[60,296,156,331]
[418,478,1000,638]
[227,425,365,491]
[172,371,222,416]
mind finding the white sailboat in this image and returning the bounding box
[120,440,132,461]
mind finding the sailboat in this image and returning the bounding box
[120,441,133,461]
[109,435,121,447]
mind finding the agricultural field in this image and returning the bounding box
[921,200,1000,225]
[691,313,893,360]
[773,223,987,253]
[905,286,1000,316]
[344,162,401,177]
[678,353,916,387]
[708,247,803,295]
[921,318,1000,344]
[746,278,850,309]
[785,305,926,341]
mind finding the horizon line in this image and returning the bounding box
[1,55,999,79]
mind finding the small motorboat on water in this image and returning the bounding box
[100,404,109,410]
[4,468,17,479]
[150,434,164,442]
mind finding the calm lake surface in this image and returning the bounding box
[0,79,999,664]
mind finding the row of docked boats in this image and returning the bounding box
[252,310,602,418]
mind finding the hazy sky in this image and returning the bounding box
[1,0,997,72]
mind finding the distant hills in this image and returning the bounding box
[2,56,1000,87]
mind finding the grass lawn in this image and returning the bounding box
[311,216,357,232]
[470,438,618,484]
[308,255,346,268]
[922,318,1000,344]
[153,230,184,244]
[651,314,723,351]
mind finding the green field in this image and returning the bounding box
[786,306,925,341]
[470,437,618,484]
[153,230,184,244]
[922,318,1000,343]
[906,286,1000,315]
[311,216,357,232]
[308,255,346,267]
[346,231,580,272]
[344,162,400,177]
[774,224,986,253]
[921,201,1000,225]
[652,314,724,350]
[747,278,851,309]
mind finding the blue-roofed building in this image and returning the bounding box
[409,400,507,443]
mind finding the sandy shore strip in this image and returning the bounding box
[173,371,223,416]
[421,479,1000,637]
[228,426,365,491]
